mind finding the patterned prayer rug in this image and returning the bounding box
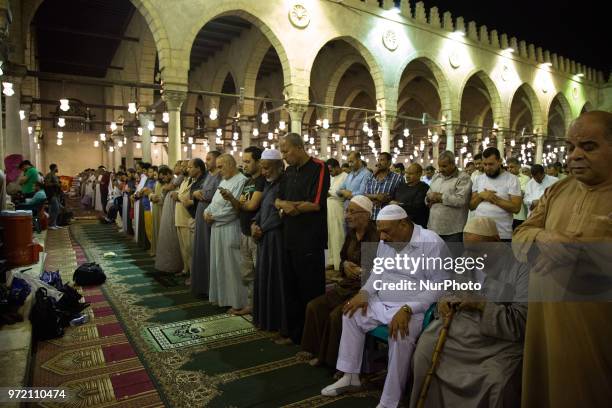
[29,224,164,408]
[63,222,382,407]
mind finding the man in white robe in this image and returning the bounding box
[94,167,105,212]
[321,205,447,408]
[205,154,248,309]
[327,158,348,270]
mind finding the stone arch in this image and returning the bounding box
[458,70,504,126]
[210,64,239,94]
[309,36,386,104]
[396,54,452,119]
[323,54,371,107]
[508,83,544,133]
[242,36,277,116]
[184,8,293,91]
[23,0,171,76]
[546,92,573,137]
[581,101,594,113]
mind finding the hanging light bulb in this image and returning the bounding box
[2,82,14,96]
[123,136,127,144]
[322,118,330,129]
[560,146,565,153]
[261,111,269,124]
[263,141,268,148]
[147,120,155,131]
[117,140,123,147]
[432,133,439,144]
[192,143,196,150]
[57,131,63,139]
[268,132,274,140]
[342,137,348,145]
[271,143,276,150]
[57,117,66,127]
[398,139,404,148]
[232,132,239,140]
[137,127,143,136]
[59,98,70,112]
[231,140,237,147]
[215,137,222,144]
[94,140,99,147]
[109,146,114,152]
[303,134,309,142]
[362,121,369,132]
[100,133,106,141]
[279,120,286,130]
[110,121,117,131]
[216,128,222,137]
[327,146,331,153]
[252,128,259,137]
[188,137,194,144]
[183,146,188,152]
[28,126,33,135]
[510,139,516,147]
[462,135,469,144]
[403,128,409,137]
[162,112,169,123]
[56,138,63,146]
[368,129,374,137]
[309,137,315,145]
[128,102,137,114]
[19,110,25,121]
[136,142,141,149]
[419,140,425,151]
[209,107,218,120]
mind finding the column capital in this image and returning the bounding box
[378,110,397,125]
[138,111,153,125]
[163,90,187,111]
[287,101,309,114]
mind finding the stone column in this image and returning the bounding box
[239,120,252,151]
[207,131,217,152]
[445,128,455,155]
[535,134,544,164]
[318,129,330,159]
[20,102,33,163]
[496,131,505,159]
[379,111,396,153]
[5,77,23,156]
[287,101,308,135]
[138,112,153,163]
[432,140,440,164]
[164,90,186,166]
[125,127,135,169]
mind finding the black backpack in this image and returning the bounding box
[73,262,106,286]
[30,288,64,340]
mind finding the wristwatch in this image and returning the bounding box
[401,305,413,315]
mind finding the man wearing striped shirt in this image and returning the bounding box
[364,152,405,220]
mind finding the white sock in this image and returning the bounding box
[334,373,361,387]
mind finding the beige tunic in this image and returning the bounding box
[513,176,612,408]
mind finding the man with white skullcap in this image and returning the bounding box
[301,195,379,367]
[322,204,447,408]
[410,216,528,408]
[252,149,287,331]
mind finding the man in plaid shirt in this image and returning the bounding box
[364,152,405,220]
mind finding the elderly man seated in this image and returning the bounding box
[300,195,380,368]
[409,216,528,408]
[321,204,447,408]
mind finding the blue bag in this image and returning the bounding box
[9,277,31,306]
[40,270,63,290]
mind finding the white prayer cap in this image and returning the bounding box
[261,149,282,160]
[463,216,499,237]
[349,195,373,215]
[376,204,408,221]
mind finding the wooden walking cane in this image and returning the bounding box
[416,305,457,408]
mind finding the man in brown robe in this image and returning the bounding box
[300,195,379,367]
[513,111,612,408]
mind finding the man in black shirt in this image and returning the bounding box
[392,163,430,227]
[219,146,265,315]
[44,163,63,229]
[276,133,330,344]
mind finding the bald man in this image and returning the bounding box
[391,163,430,227]
[514,111,612,408]
[205,154,249,311]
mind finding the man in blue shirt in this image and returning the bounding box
[336,151,371,208]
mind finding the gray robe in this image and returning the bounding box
[252,179,286,331]
[410,251,528,408]
[154,176,184,273]
[206,172,248,308]
[191,172,221,297]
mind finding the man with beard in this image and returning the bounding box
[218,146,265,315]
[469,147,522,242]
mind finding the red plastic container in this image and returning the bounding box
[0,213,35,267]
